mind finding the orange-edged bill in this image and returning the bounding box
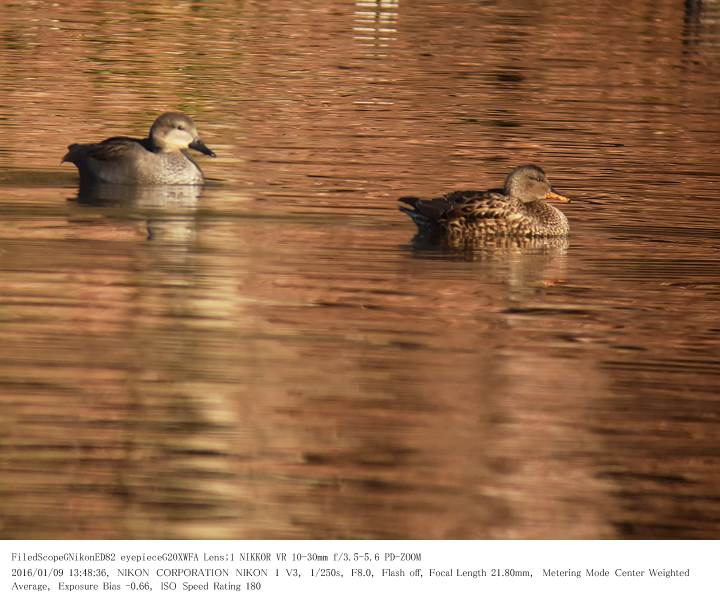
[545,190,570,203]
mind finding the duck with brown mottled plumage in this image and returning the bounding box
[399,165,571,241]
[62,112,216,185]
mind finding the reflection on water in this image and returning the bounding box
[72,183,203,243]
[74,183,203,210]
[1,0,719,539]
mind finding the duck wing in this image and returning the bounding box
[399,188,510,224]
[63,136,150,164]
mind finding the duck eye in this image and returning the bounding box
[177,124,185,130]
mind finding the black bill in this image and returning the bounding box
[189,139,216,157]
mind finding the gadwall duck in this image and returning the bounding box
[62,112,216,185]
[399,165,570,240]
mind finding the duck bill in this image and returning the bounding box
[545,189,570,203]
[189,139,216,157]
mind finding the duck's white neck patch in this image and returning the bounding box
[154,128,193,152]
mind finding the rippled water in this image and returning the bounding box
[1,0,719,539]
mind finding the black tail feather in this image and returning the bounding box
[399,200,432,230]
[399,196,421,207]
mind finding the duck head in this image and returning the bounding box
[149,112,216,157]
[504,164,569,203]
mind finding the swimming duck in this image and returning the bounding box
[399,165,570,240]
[62,112,216,185]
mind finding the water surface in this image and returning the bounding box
[1,0,719,539]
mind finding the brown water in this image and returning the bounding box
[1,0,719,539]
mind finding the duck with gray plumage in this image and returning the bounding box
[399,165,571,241]
[63,112,216,185]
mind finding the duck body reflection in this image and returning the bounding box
[69,181,203,244]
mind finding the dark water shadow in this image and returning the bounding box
[0,169,77,187]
